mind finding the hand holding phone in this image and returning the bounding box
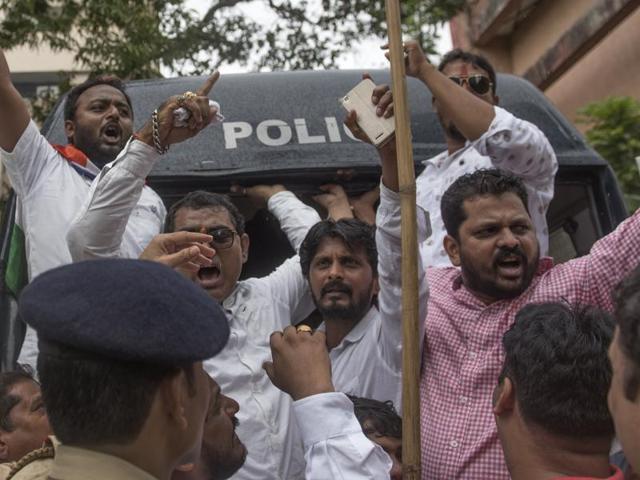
[340,78,395,147]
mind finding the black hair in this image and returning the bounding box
[438,48,497,95]
[37,351,194,446]
[64,75,133,122]
[501,302,615,438]
[348,395,401,439]
[165,191,245,235]
[299,219,377,277]
[441,168,529,240]
[0,364,37,432]
[613,265,640,400]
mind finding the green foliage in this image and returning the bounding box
[0,0,464,77]
[577,96,640,211]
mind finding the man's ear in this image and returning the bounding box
[443,235,461,266]
[493,94,500,106]
[240,234,250,263]
[372,275,380,296]
[0,434,9,462]
[160,373,189,431]
[64,120,76,143]
[493,377,515,416]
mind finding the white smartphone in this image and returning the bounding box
[340,78,395,147]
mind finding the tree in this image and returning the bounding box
[0,0,464,79]
[577,96,640,210]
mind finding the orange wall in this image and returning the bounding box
[510,0,595,75]
[545,5,640,126]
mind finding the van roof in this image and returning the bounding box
[42,69,604,181]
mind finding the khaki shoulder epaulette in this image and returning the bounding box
[6,446,55,480]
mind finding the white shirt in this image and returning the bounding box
[294,392,393,479]
[416,106,558,267]
[211,192,320,480]
[0,121,165,368]
[328,183,430,411]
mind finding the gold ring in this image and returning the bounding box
[177,91,198,106]
[296,325,313,334]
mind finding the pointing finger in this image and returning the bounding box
[196,71,221,97]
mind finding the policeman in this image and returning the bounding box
[16,259,229,480]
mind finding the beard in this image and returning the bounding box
[460,245,539,301]
[314,279,374,322]
[446,123,466,143]
[72,125,129,169]
[437,110,466,144]
[198,443,247,480]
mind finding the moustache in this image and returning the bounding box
[321,280,352,297]
[493,246,527,264]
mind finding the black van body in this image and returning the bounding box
[0,70,629,368]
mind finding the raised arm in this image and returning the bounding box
[67,73,221,261]
[234,184,321,253]
[238,187,321,324]
[344,78,429,371]
[0,49,30,152]
[399,40,557,188]
[397,40,495,142]
[548,207,640,310]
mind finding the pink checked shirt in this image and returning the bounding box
[420,208,640,479]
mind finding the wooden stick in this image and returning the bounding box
[384,1,422,478]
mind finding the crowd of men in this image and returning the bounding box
[0,36,639,480]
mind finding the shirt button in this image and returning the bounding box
[469,352,477,360]
[449,440,459,448]
[460,396,468,405]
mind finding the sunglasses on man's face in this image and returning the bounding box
[199,227,238,249]
[448,75,493,96]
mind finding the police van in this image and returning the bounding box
[0,70,629,368]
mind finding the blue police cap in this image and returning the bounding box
[19,259,229,365]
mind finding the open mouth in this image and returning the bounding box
[495,256,524,278]
[102,123,122,144]
[197,265,222,289]
[322,285,351,297]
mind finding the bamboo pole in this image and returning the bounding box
[384,1,421,478]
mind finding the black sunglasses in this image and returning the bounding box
[448,75,493,95]
[200,227,238,249]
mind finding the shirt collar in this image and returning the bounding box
[421,149,449,166]
[421,144,471,167]
[51,445,158,480]
[222,281,249,322]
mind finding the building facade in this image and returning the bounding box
[450,0,640,127]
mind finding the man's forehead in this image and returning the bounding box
[77,84,129,105]
[174,206,234,229]
[8,378,40,399]
[315,235,364,256]
[462,193,529,222]
[442,59,489,78]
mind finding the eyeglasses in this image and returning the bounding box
[200,227,238,249]
[448,75,493,95]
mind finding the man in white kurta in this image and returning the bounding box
[0,48,167,369]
